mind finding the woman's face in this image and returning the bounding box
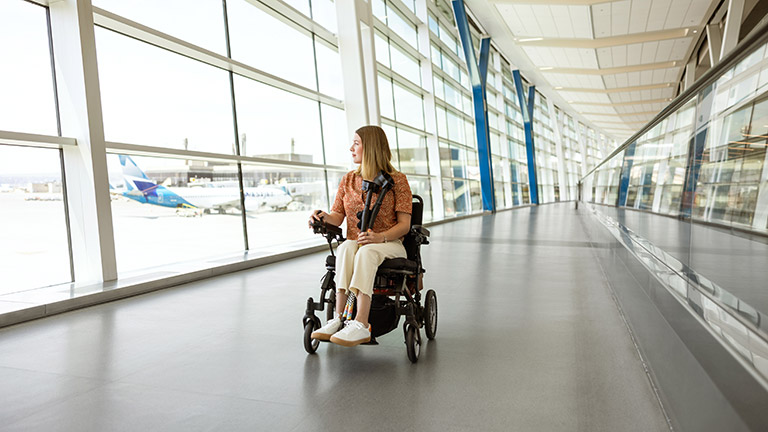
[350,133,363,164]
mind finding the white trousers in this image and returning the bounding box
[335,239,406,297]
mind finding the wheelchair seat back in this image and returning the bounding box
[403,195,424,261]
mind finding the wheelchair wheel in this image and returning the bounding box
[303,321,320,354]
[405,325,421,363]
[325,290,336,322]
[424,289,438,340]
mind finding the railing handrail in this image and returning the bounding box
[581,18,768,182]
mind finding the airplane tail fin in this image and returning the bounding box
[119,154,157,194]
[119,155,150,180]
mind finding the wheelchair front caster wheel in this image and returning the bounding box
[405,325,421,363]
[303,321,320,354]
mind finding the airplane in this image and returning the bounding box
[117,155,292,215]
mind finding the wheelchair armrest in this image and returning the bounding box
[409,225,430,245]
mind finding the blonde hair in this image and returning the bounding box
[354,125,396,180]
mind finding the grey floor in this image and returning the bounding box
[598,206,768,314]
[0,203,670,431]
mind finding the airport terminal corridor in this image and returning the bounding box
[0,204,669,431]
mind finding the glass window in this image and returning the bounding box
[321,104,351,168]
[108,154,244,274]
[378,76,395,120]
[234,75,323,164]
[0,1,57,135]
[228,0,317,90]
[315,40,344,99]
[0,145,70,293]
[93,0,228,54]
[390,42,421,85]
[243,164,328,252]
[386,5,418,50]
[396,128,429,175]
[375,32,390,67]
[311,0,338,33]
[96,28,235,153]
[393,83,424,129]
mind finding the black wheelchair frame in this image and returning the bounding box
[302,195,436,363]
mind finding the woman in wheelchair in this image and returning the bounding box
[308,125,412,347]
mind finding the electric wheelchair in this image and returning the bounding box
[302,194,436,363]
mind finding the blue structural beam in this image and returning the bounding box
[617,141,636,207]
[512,70,539,205]
[451,0,495,212]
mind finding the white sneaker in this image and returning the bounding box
[311,317,342,341]
[330,320,371,347]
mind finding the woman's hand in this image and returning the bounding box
[357,229,384,245]
[308,210,327,228]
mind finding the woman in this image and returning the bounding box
[308,125,412,347]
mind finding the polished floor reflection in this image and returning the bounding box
[0,204,668,431]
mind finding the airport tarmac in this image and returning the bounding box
[0,193,324,296]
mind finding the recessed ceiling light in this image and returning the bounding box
[554,87,563,89]
[540,67,554,70]
[693,29,698,33]
[518,37,543,42]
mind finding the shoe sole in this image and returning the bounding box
[329,334,371,347]
[311,332,333,341]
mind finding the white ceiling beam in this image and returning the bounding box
[515,28,690,48]
[540,61,678,74]
[554,83,675,93]
[491,0,606,5]
[569,97,671,106]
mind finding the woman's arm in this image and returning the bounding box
[309,210,344,227]
[357,211,411,245]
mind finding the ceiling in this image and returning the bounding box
[466,0,720,144]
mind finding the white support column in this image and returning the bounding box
[720,0,745,61]
[49,0,117,283]
[684,58,697,90]
[415,0,444,219]
[492,56,513,207]
[706,23,723,66]
[547,99,569,201]
[651,116,677,212]
[577,123,589,177]
[336,0,379,139]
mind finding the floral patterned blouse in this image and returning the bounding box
[331,170,412,241]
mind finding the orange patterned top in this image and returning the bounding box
[332,170,412,241]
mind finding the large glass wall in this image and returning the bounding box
[585,41,768,233]
[0,1,71,294]
[92,0,346,274]
[374,0,434,220]
[429,4,480,216]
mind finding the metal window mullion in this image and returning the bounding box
[373,19,424,61]
[435,100,473,122]
[105,142,345,171]
[385,0,423,26]
[377,65,426,97]
[380,117,430,136]
[222,0,250,252]
[237,0,338,46]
